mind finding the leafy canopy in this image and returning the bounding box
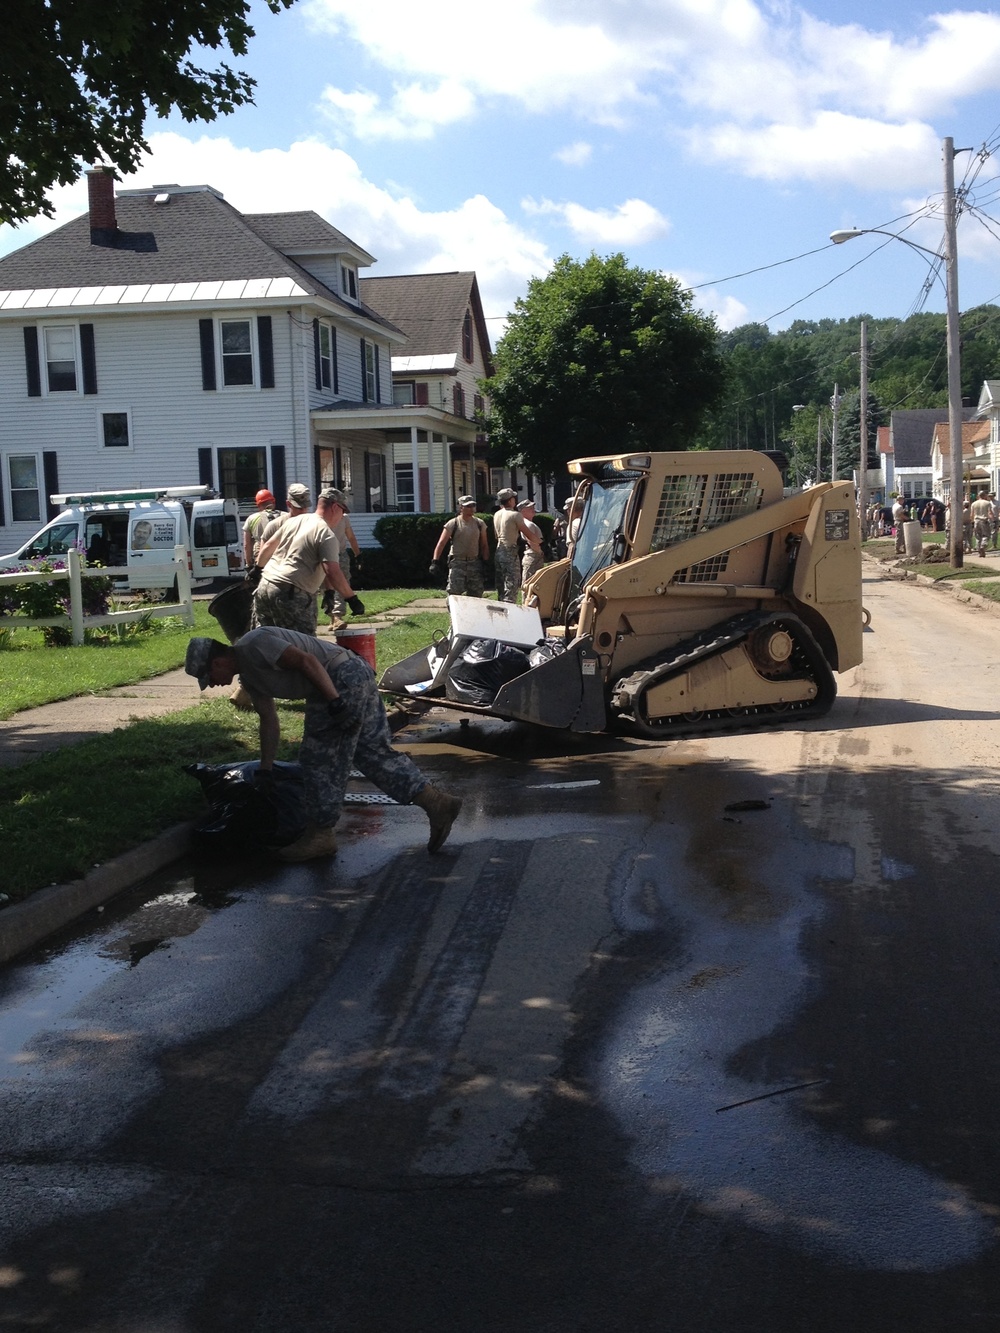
[484,253,724,476]
[1,0,294,226]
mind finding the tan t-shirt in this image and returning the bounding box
[446,514,485,559]
[493,507,520,549]
[261,513,339,594]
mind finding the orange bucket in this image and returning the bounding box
[335,624,377,671]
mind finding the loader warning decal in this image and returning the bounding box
[824,509,850,541]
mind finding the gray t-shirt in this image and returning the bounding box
[234,627,348,700]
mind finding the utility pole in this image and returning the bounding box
[816,414,823,483]
[830,384,842,481]
[943,136,964,569]
[859,320,869,538]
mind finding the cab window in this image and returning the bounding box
[22,522,79,559]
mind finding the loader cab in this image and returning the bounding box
[559,461,647,628]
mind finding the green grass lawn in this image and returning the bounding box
[0,585,446,719]
[0,589,450,902]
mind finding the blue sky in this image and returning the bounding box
[4,0,1000,345]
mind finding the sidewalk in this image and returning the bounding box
[0,598,449,772]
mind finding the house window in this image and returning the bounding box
[220,320,254,386]
[394,463,415,512]
[9,454,41,523]
[44,325,78,392]
[101,410,131,449]
[453,383,466,418]
[462,309,473,362]
[393,381,415,406]
[363,341,377,401]
[218,447,267,508]
[341,265,357,300]
[365,452,385,512]
[318,323,333,390]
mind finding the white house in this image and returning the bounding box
[0,167,487,554]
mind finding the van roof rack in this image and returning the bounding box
[51,485,216,506]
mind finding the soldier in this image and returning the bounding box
[185,629,462,862]
[430,497,489,596]
[493,488,532,602]
[253,487,363,635]
[242,489,281,569]
[517,499,545,588]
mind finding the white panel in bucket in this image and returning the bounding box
[448,595,543,647]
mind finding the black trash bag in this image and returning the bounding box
[185,759,308,856]
[528,637,567,668]
[445,637,530,707]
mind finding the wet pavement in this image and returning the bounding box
[3,572,1000,1329]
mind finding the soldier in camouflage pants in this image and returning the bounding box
[185,627,461,862]
[252,580,318,635]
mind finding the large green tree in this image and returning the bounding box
[484,253,724,475]
[1,0,294,226]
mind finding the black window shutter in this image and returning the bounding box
[332,327,339,395]
[258,316,274,389]
[360,339,367,402]
[80,323,97,395]
[270,445,286,506]
[23,327,41,397]
[313,320,322,391]
[198,448,214,488]
[42,451,60,522]
[199,320,216,391]
[375,345,381,402]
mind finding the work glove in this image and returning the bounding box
[245,564,263,589]
[428,560,439,575]
[347,595,365,615]
[321,589,337,615]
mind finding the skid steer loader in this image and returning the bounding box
[380,450,863,738]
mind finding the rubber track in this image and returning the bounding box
[611,611,836,739]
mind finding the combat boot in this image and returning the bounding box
[276,825,338,862]
[413,786,463,853]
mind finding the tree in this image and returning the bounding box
[1,0,294,226]
[484,253,724,476]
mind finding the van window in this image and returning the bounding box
[194,514,236,547]
[22,522,80,559]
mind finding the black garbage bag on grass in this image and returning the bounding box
[445,638,531,707]
[185,759,308,856]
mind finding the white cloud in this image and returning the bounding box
[320,80,476,141]
[689,112,941,191]
[554,141,593,167]
[0,133,550,328]
[522,196,670,245]
[300,0,1000,195]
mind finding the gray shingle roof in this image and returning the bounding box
[244,211,374,265]
[360,271,493,372]
[0,187,400,334]
[890,408,976,468]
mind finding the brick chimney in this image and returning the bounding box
[87,165,118,246]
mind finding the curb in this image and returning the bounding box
[0,821,192,965]
[866,553,1000,617]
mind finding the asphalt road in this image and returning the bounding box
[3,568,1000,1331]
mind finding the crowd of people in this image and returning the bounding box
[431,488,581,605]
[866,492,1000,555]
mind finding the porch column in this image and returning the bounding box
[411,426,422,512]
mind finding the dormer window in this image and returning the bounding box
[341,264,358,300]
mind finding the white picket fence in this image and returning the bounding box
[0,546,194,646]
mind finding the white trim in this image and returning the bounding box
[99,407,134,452]
[4,450,44,527]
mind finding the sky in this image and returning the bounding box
[5,0,1000,347]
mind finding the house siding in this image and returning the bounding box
[0,307,317,548]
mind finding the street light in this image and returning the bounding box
[830,137,965,568]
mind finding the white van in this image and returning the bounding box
[0,485,244,592]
